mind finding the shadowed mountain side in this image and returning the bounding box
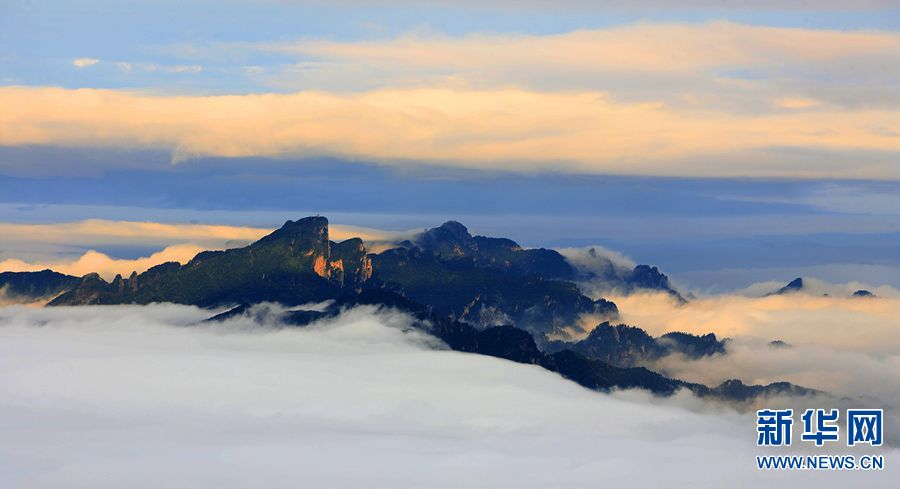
[370,246,617,340]
[0,270,80,303]
[205,291,821,403]
[545,322,727,368]
[408,222,685,301]
[406,220,577,279]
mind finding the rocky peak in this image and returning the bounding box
[769,277,804,296]
[416,221,477,257]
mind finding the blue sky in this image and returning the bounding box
[1,0,899,292]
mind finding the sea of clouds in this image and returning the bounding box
[0,304,896,488]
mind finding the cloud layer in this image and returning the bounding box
[602,290,900,415]
[1,304,896,488]
[3,84,897,178]
[4,22,900,178]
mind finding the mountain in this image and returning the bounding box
[0,270,80,303]
[51,217,371,306]
[768,279,880,299]
[545,322,726,368]
[709,379,816,402]
[769,277,804,296]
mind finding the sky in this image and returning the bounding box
[1,0,899,291]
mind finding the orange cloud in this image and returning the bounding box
[609,291,900,353]
[0,220,270,247]
[0,219,399,247]
[2,85,898,178]
[275,21,900,76]
[0,244,208,281]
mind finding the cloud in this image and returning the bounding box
[2,85,898,178]
[610,291,900,352]
[0,244,208,281]
[72,57,100,69]
[0,303,895,487]
[268,22,900,80]
[294,0,898,10]
[247,21,900,111]
[558,245,636,274]
[0,219,271,248]
[604,290,900,418]
[8,22,900,178]
[0,218,400,248]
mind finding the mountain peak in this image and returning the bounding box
[415,220,476,257]
[266,216,329,239]
[770,277,804,296]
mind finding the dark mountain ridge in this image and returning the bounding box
[206,291,817,403]
[0,270,79,303]
[546,321,726,368]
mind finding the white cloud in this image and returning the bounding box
[0,244,209,281]
[72,57,100,69]
[0,304,895,487]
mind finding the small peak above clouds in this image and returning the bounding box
[751,276,897,299]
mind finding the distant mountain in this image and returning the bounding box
[767,278,880,299]
[545,321,726,368]
[768,277,804,296]
[0,270,79,303]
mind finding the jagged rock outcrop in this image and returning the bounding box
[406,221,576,279]
[545,321,726,367]
[768,277,804,296]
